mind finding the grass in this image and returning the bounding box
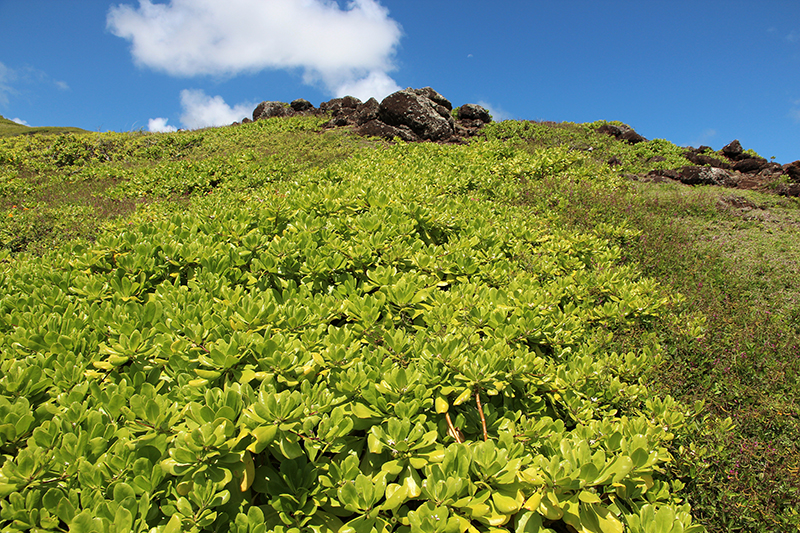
[515,175,800,532]
[0,114,88,138]
[1,116,799,531]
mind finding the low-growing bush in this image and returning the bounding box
[0,140,707,532]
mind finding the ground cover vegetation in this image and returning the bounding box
[0,115,87,140]
[0,114,796,532]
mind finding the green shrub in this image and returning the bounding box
[0,138,706,532]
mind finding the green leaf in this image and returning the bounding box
[163,514,183,533]
[492,492,521,514]
[114,507,134,533]
[382,483,408,511]
[248,425,278,454]
[514,510,544,533]
[435,396,449,414]
[655,505,676,533]
[56,498,77,524]
[68,510,97,533]
[352,402,379,419]
[537,492,563,521]
[578,491,602,504]
[589,503,624,533]
[453,388,472,406]
[337,481,359,512]
[113,482,136,503]
[278,434,304,459]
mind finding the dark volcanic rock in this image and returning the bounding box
[253,101,289,121]
[356,119,418,142]
[643,169,681,183]
[777,183,800,197]
[620,128,646,144]
[733,157,769,174]
[410,87,453,111]
[353,98,380,125]
[319,96,363,127]
[252,87,490,142]
[783,161,800,182]
[596,123,646,144]
[290,99,314,112]
[722,140,744,160]
[683,148,732,169]
[678,166,738,187]
[319,96,362,114]
[458,104,491,123]
[378,89,455,142]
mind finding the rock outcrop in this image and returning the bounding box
[595,123,646,144]
[375,88,455,141]
[247,87,492,143]
[642,138,797,196]
[252,101,289,121]
[783,160,800,182]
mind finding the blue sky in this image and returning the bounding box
[1,0,799,163]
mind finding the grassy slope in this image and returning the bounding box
[0,114,88,138]
[0,118,798,531]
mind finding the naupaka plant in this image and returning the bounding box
[0,128,707,532]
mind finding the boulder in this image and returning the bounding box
[378,89,455,142]
[458,104,491,123]
[290,99,314,112]
[783,160,800,182]
[410,87,453,111]
[253,101,289,121]
[596,123,646,144]
[319,96,361,114]
[643,169,681,183]
[353,98,380,125]
[678,166,738,187]
[683,148,732,169]
[356,119,419,142]
[722,140,744,160]
[756,164,785,181]
[777,183,800,197]
[620,127,646,144]
[733,157,769,174]
[318,96,361,126]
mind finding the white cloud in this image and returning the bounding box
[0,61,16,106]
[478,100,514,122]
[0,62,70,106]
[10,118,29,126]
[148,89,253,132]
[790,99,800,123]
[178,89,253,129]
[148,117,177,132]
[334,71,400,101]
[690,128,718,147]
[107,0,403,99]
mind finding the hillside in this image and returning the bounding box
[0,91,798,533]
[0,114,88,138]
